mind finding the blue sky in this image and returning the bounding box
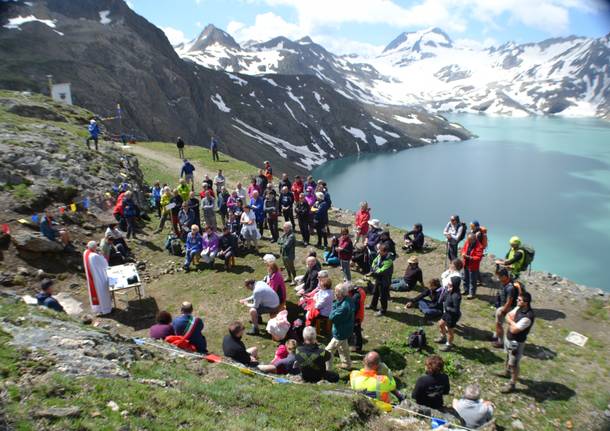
[127,0,610,55]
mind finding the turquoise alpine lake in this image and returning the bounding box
[312,114,610,291]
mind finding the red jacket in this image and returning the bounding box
[461,240,484,271]
[355,210,370,235]
[291,181,304,202]
[338,235,354,260]
[113,192,125,216]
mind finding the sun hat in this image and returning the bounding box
[368,219,381,229]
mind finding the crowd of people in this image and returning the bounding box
[35,139,538,428]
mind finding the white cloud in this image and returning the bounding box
[227,12,302,42]
[162,26,188,45]
[196,21,202,28]
[454,37,498,49]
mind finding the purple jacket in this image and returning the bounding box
[202,232,219,252]
[149,323,174,340]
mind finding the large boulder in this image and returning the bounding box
[11,231,63,253]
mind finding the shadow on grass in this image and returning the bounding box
[534,308,566,321]
[375,345,407,369]
[383,309,428,327]
[138,239,163,252]
[227,264,255,274]
[456,324,495,342]
[453,345,503,365]
[523,344,557,360]
[110,296,159,331]
[517,378,576,402]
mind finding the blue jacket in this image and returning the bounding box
[122,198,138,218]
[210,138,218,150]
[250,197,264,222]
[186,231,203,254]
[88,123,100,138]
[39,216,57,241]
[36,292,65,313]
[151,186,161,201]
[172,314,207,354]
[313,201,329,225]
[181,162,195,177]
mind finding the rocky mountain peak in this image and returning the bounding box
[189,23,240,52]
[382,27,453,53]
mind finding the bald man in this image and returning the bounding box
[171,302,207,354]
[350,351,398,403]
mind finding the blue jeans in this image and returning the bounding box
[464,269,479,295]
[184,248,201,269]
[340,259,351,281]
[418,300,442,318]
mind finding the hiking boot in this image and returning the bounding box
[500,383,516,393]
[183,265,190,273]
[374,310,385,317]
[247,327,259,336]
[440,344,453,352]
[496,370,511,379]
[466,294,475,300]
[434,336,447,344]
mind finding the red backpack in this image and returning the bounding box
[165,317,200,352]
[479,226,488,250]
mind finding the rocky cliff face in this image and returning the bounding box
[0,0,472,175]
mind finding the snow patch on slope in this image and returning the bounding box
[3,15,56,30]
[99,10,111,25]
[210,94,231,112]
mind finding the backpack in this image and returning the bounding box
[456,222,467,242]
[479,226,488,249]
[408,328,427,351]
[165,234,183,256]
[520,245,535,271]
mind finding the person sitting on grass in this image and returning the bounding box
[258,339,299,374]
[412,355,450,411]
[325,283,353,371]
[350,351,397,403]
[149,310,175,340]
[217,226,238,270]
[171,302,207,354]
[239,279,280,336]
[405,278,445,319]
[391,255,423,292]
[453,384,494,428]
[183,225,203,272]
[294,326,339,383]
[36,279,65,313]
[403,223,424,252]
[223,321,259,366]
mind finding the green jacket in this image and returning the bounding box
[371,254,393,286]
[329,297,354,340]
[278,232,295,261]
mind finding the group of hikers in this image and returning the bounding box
[35,137,538,429]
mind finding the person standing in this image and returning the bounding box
[326,283,354,370]
[461,233,484,299]
[86,119,100,151]
[151,181,162,218]
[336,228,354,282]
[213,169,225,196]
[443,215,465,262]
[201,190,217,230]
[291,175,304,202]
[121,191,138,240]
[176,136,185,159]
[367,244,394,317]
[354,202,370,245]
[295,193,311,246]
[83,241,112,316]
[188,191,201,231]
[500,292,535,393]
[264,161,273,182]
[278,173,291,191]
[365,219,383,260]
[240,205,260,250]
[180,159,196,190]
[349,283,366,352]
[249,190,265,238]
[493,268,519,348]
[311,192,329,249]
[437,276,462,351]
[264,191,280,242]
[210,136,220,162]
[178,201,195,238]
[169,189,183,237]
[279,186,295,228]
[177,178,191,202]
[278,222,297,284]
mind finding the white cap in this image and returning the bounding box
[262,254,276,264]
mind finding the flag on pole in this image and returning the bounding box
[70,203,77,212]
[31,214,39,223]
[116,103,122,119]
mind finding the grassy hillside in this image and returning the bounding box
[0,91,609,430]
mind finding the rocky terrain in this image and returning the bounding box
[0,0,471,175]
[177,25,610,119]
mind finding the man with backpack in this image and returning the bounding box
[495,236,531,278]
[500,292,535,393]
[443,215,466,262]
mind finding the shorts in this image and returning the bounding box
[495,307,506,324]
[441,312,460,329]
[505,338,525,368]
[185,174,194,182]
[256,305,279,315]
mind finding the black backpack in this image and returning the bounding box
[456,222,467,242]
[408,328,427,351]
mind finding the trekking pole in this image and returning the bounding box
[444,241,448,270]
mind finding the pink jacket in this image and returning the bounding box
[267,271,286,304]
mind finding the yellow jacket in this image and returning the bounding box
[160,194,171,215]
[350,366,396,403]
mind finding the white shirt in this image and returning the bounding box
[508,306,532,331]
[314,288,334,317]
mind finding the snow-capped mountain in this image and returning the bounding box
[0,1,470,175]
[176,25,610,119]
[177,25,387,103]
